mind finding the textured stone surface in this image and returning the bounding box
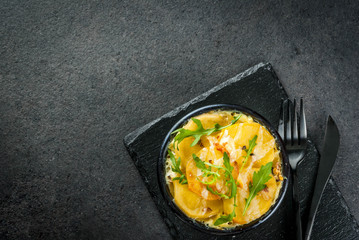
[124,63,359,239]
[1,0,359,239]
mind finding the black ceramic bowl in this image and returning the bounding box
[158,104,290,235]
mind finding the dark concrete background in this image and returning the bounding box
[0,0,358,239]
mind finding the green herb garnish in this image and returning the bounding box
[239,135,258,172]
[193,154,220,178]
[214,206,236,226]
[243,162,273,215]
[192,153,221,187]
[192,153,238,226]
[192,152,237,226]
[206,186,230,199]
[171,114,242,150]
[222,152,237,200]
[192,153,236,199]
[168,150,187,184]
[214,152,237,226]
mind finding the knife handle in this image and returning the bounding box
[303,169,330,240]
[292,169,303,240]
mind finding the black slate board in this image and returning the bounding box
[124,63,359,240]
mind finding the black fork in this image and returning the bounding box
[278,98,307,240]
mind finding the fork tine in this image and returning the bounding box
[293,99,299,145]
[286,100,292,145]
[299,98,307,144]
[278,99,285,140]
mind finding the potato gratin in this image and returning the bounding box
[165,110,283,229]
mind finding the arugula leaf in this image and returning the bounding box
[192,154,220,178]
[214,207,236,226]
[168,150,187,184]
[192,153,236,199]
[206,186,230,199]
[213,152,238,226]
[193,152,238,226]
[222,152,237,199]
[239,135,258,172]
[223,152,234,173]
[198,176,217,185]
[192,152,237,198]
[171,114,242,149]
[191,153,239,225]
[243,162,273,215]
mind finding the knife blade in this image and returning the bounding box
[304,115,340,240]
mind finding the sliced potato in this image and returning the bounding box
[174,138,202,170]
[186,158,221,200]
[173,111,234,170]
[173,180,222,219]
[233,176,277,224]
[223,171,278,224]
[253,148,274,168]
[233,122,261,147]
[191,111,233,129]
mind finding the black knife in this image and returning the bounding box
[304,116,340,240]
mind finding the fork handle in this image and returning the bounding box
[292,169,303,240]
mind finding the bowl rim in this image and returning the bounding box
[157,104,290,235]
